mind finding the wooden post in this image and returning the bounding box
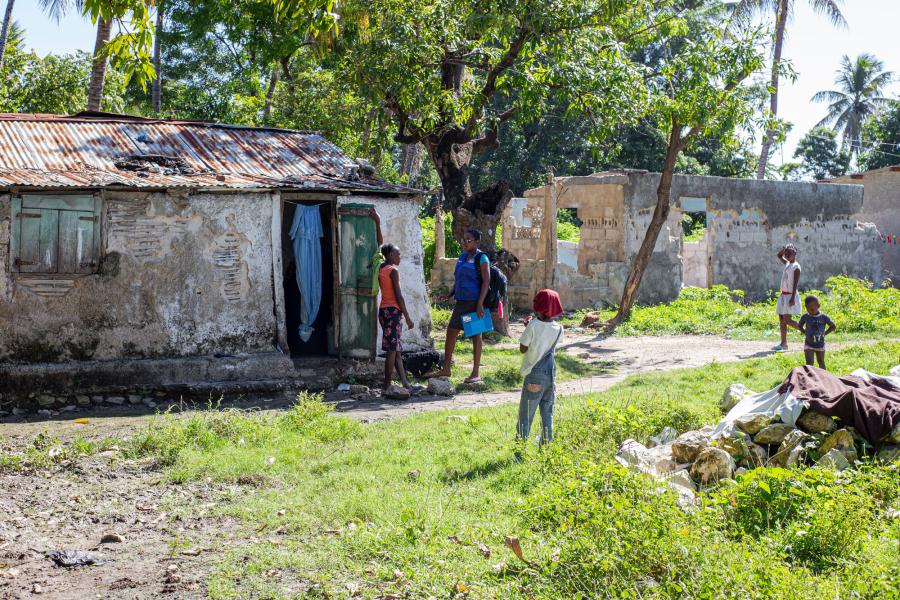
[434,197,445,260]
[544,168,558,288]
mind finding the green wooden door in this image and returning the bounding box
[337,204,377,359]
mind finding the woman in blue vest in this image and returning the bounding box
[428,229,490,384]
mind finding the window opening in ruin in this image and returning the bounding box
[682,211,707,242]
[557,207,582,243]
[282,199,336,356]
[10,194,102,275]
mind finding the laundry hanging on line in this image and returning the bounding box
[289,205,323,342]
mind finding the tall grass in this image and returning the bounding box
[121,342,900,599]
[561,276,900,340]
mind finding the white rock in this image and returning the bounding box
[689,447,735,484]
[647,427,678,448]
[384,385,410,400]
[666,469,697,507]
[426,377,454,397]
[721,384,752,413]
[817,448,850,471]
[753,424,795,445]
[771,429,810,467]
[735,413,771,436]
[796,410,837,434]
[889,365,900,377]
[672,430,710,463]
[615,439,649,470]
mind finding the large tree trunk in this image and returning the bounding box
[151,2,164,114]
[609,125,683,327]
[424,130,517,334]
[0,0,15,73]
[263,66,279,124]
[399,142,423,187]
[87,17,112,112]
[756,0,788,180]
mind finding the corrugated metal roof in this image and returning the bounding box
[0,112,418,194]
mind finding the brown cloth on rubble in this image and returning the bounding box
[778,365,900,445]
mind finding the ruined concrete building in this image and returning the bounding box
[828,165,900,284]
[0,112,429,409]
[494,170,881,310]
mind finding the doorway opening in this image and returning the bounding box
[281,199,336,356]
[679,196,710,289]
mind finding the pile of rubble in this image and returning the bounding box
[616,379,900,505]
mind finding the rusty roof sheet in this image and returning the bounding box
[0,112,418,194]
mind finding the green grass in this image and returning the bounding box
[124,342,900,599]
[559,276,900,342]
[0,431,120,473]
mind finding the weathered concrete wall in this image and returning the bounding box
[0,190,276,362]
[627,172,878,300]
[830,168,900,285]
[498,175,682,310]
[340,195,432,348]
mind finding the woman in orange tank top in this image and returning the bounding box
[374,212,421,394]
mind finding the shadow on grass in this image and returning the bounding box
[439,457,515,483]
[556,353,617,377]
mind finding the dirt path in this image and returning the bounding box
[1,335,779,444]
[334,334,778,420]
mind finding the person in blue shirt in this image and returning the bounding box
[428,229,490,384]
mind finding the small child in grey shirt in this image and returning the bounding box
[798,295,836,370]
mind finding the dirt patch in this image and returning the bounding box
[0,452,242,599]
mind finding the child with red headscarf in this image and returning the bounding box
[517,289,564,449]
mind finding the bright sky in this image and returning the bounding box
[9,0,900,163]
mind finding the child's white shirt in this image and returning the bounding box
[780,261,801,293]
[519,319,563,376]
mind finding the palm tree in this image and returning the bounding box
[151,1,164,114]
[0,0,16,73]
[812,53,894,155]
[39,0,111,111]
[733,0,847,180]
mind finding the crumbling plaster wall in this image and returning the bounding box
[0,190,276,362]
[830,169,900,285]
[626,173,878,300]
[501,175,682,310]
[339,195,431,348]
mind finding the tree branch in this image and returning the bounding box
[463,25,531,136]
[471,106,518,155]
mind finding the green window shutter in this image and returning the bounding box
[59,211,98,274]
[10,196,22,273]
[16,207,58,273]
[12,194,102,275]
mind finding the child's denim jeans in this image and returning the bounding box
[517,349,556,445]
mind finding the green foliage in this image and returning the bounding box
[586,277,900,340]
[859,100,900,171]
[793,126,850,180]
[682,211,707,241]
[0,46,127,114]
[556,220,580,243]
[0,432,119,473]
[419,213,460,282]
[811,53,894,154]
[127,392,360,468]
